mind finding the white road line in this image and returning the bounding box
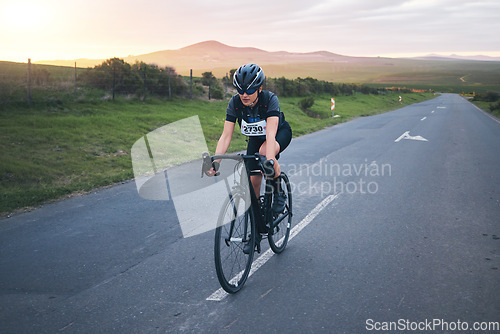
[421,117,427,121]
[206,193,340,301]
[469,102,500,125]
[431,110,435,114]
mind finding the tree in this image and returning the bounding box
[81,58,187,99]
[201,72,215,86]
[81,58,141,95]
[201,72,224,100]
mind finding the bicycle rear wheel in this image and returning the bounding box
[268,172,292,253]
[214,192,255,293]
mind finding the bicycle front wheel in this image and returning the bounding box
[214,192,255,293]
[268,172,292,253]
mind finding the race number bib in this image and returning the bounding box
[241,119,267,136]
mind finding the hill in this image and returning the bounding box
[35,41,351,73]
[31,40,500,86]
[413,54,500,62]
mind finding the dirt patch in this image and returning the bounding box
[303,109,326,119]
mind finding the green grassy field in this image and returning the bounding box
[0,92,434,215]
[470,100,500,118]
[260,58,500,92]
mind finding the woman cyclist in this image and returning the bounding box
[206,63,292,228]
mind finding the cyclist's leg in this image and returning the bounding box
[266,125,292,211]
[247,124,292,197]
[250,174,262,199]
[258,124,292,177]
[275,123,292,156]
[247,137,265,199]
[258,140,280,157]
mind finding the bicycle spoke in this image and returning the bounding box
[214,192,254,293]
[268,173,292,254]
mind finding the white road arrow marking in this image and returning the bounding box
[395,131,428,142]
[395,131,409,142]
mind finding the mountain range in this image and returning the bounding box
[35,41,500,85]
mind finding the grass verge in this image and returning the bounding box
[469,100,500,119]
[0,92,434,216]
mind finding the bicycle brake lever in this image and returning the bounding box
[201,152,212,178]
[256,153,275,178]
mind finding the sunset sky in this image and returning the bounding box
[1,0,499,62]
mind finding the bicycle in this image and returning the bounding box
[201,152,292,293]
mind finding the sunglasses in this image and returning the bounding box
[237,87,258,95]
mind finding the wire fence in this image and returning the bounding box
[0,59,412,106]
[0,59,198,105]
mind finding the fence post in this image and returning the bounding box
[27,58,32,104]
[74,62,77,99]
[168,68,171,99]
[112,62,116,100]
[190,69,193,99]
[208,73,211,100]
[224,72,228,98]
[142,64,147,101]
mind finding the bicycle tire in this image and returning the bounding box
[268,172,292,254]
[214,192,255,293]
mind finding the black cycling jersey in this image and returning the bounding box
[225,90,287,139]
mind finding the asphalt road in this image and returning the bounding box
[1,93,499,333]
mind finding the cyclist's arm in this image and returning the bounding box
[206,121,235,177]
[214,120,235,162]
[265,116,281,177]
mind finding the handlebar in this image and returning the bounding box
[201,152,275,178]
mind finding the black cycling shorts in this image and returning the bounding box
[246,122,292,173]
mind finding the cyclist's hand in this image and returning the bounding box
[206,167,217,177]
[264,157,280,178]
[205,161,220,177]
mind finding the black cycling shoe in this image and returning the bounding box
[243,234,262,254]
[257,221,269,234]
[272,192,287,213]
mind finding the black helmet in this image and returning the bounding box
[233,63,265,94]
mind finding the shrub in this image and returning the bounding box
[299,96,315,110]
[211,86,224,100]
[473,91,500,103]
[485,91,500,102]
[489,101,500,112]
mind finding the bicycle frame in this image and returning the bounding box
[208,152,293,292]
[206,153,290,235]
[210,154,265,233]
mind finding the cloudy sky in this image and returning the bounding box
[1,0,499,62]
